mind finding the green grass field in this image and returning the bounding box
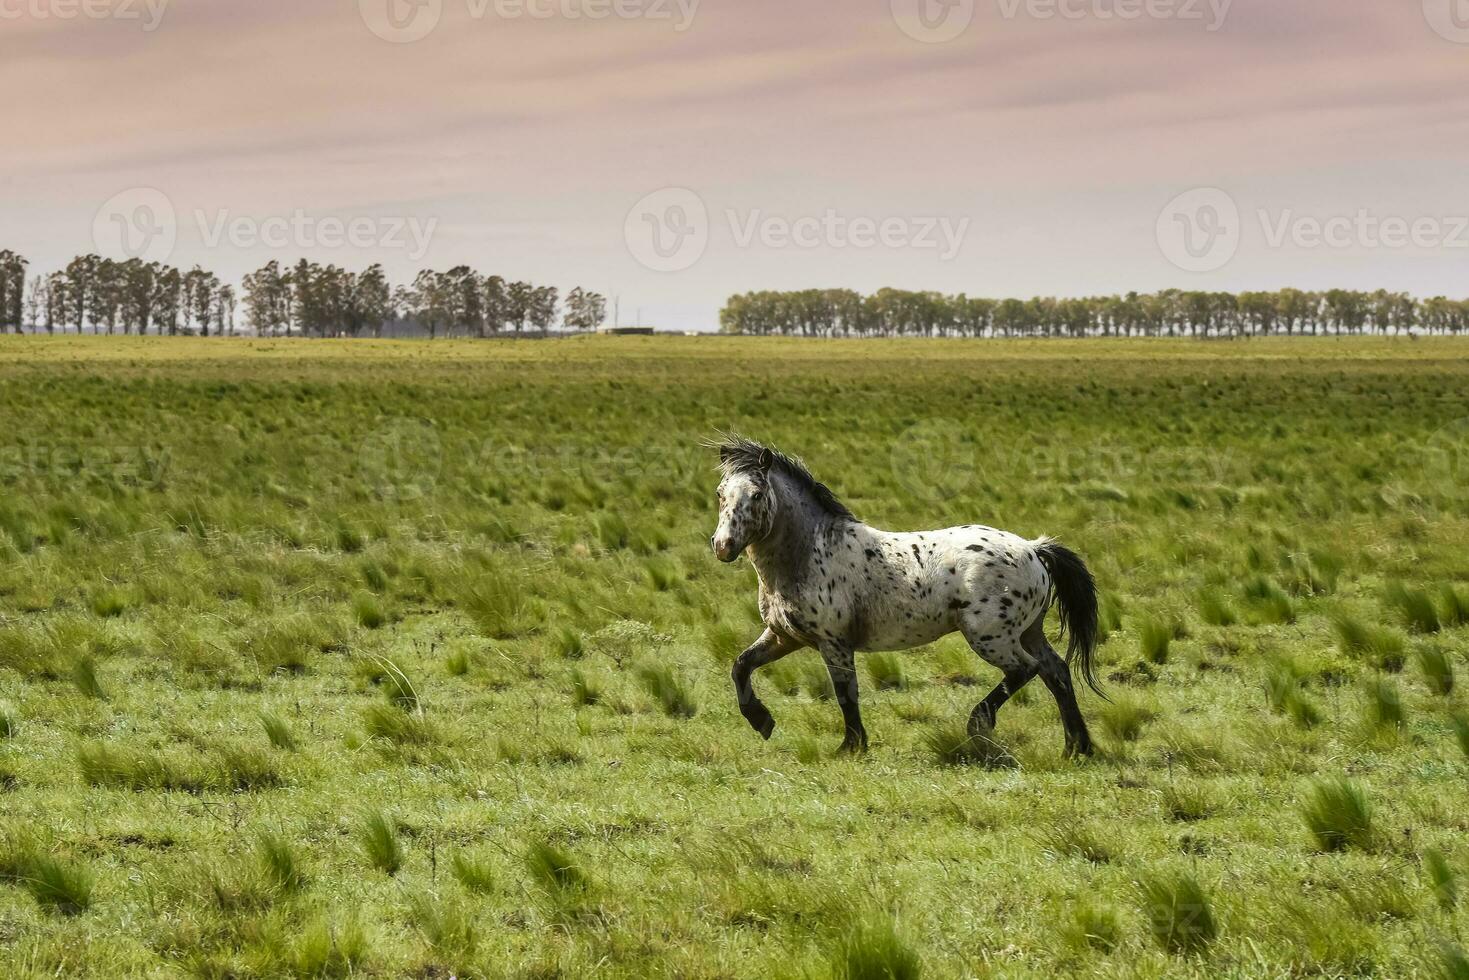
[1,335,1467,978]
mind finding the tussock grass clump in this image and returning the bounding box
[0,702,17,739]
[922,720,1017,769]
[1417,644,1455,696]
[214,743,284,791]
[363,704,434,745]
[1197,589,1238,627]
[358,810,403,875]
[1139,618,1172,664]
[408,890,478,959]
[1061,903,1121,952]
[1386,582,1441,634]
[444,644,472,677]
[1366,678,1406,730]
[1424,848,1457,910]
[1243,575,1296,624]
[570,668,603,707]
[257,831,305,894]
[1162,781,1217,823]
[1137,871,1217,954]
[252,612,347,674]
[1440,584,1469,628]
[834,914,923,980]
[526,841,587,895]
[451,852,496,895]
[259,710,297,751]
[1453,713,1469,760]
[1303,778,1375,852]
[1265,664,1323,728]
[352,592,387,629]
[1037,823,1112,864]
[1099,693,1156,743]
[70,655,107,700]
[0,839,94,915]
[1335,615,1407,672]
[458,564,535,639]
[90,588,129,619]
[77,742,207,794]
[553,626,586,660]
[372,657,422,713]
[638,663,697,718]
[1438,942,1469,980]
[289,916,369,978]
[867,652,909,691]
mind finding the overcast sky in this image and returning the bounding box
[5,0,1469,330]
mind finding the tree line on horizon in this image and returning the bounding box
[719,288,1469,337]
[0,250,607,337]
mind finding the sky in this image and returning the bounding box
[3,0,1469,331]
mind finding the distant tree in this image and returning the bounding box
[213,285,236,336]
[506,281,532,333]
[482,275,508,336]
[0,250,28,332]
[151,265,182,336]
[63,254,104,332]
[529,285,558,333]
[564,287,606,332]
[354,264,393,338]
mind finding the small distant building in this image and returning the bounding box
[597,326,655,336]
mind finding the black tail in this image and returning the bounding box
[1035,539,1104,699]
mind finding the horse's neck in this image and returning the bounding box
[748,485,834,593]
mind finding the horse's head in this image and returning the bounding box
[711,447,776,563]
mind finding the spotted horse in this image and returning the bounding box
[710,435,1103,758]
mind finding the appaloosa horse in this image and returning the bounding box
[710,436,1102,757]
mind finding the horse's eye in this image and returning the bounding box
[751,490,763,500]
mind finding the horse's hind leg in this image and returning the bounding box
[958,618,1039,736]
[732,628,802,740]
[1022,616,1094,757]
[968,664,1039,737]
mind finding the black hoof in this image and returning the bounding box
[837,733,869,756]
[743,702,775,740]
[1064,738,1095,760]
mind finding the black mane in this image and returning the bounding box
[713,434,856,521]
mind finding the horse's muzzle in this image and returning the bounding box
[711,536,740,563]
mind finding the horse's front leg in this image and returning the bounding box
[731,628,802,740]
[819,643,868,754]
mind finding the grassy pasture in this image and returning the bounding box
[0,335,1467,978]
